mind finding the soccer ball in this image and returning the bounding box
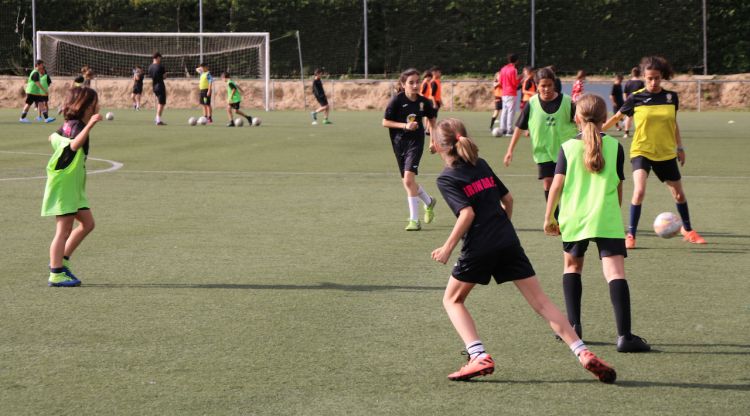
[234,117,244,127]
[311,121,318,125]
[105,112,114,121]
[491,127,502,137]
[653,212,682,238]
[252,117,261,126]
[197,116,208,125]
[188,117,197,126]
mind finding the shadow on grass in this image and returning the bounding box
[84,282,445,292]
[471,378,750,391]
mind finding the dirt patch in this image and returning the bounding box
[1,74,748,111]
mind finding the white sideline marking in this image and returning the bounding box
[0,151,124,181]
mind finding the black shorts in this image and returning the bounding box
[316,96,328,106]
[229,102,241,110]
[494,99,503,111]
[563,238,627,259]
[25,94,41,105]
[631,156,681,182]
[613,104,622,114]
[452,243,536,285]
[391,137,424,177]
[200,89,211,106]
[153,84,167,105]
[133,84,143,94]
[538,161,556,179]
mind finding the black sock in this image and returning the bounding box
[63,256,70,261]
[50,267,65,273]
[490,117,496,129]
[562,273,582,326]
[628,204,642,236]
[676,202,692,231]
[21,112,28,119]
[43,111,48,119]
[609,279,632,337]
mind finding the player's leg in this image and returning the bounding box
[514,275,616,383]
[665,178,705,243]
[63,209,95,260]
[601,251,650,352]
[20,97,33,122]
[403,171,421,230]
[562,247,585,338]
[627,163,649,248]
[48,215,79,287]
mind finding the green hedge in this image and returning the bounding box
[1,0,747,76]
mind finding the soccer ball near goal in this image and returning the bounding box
[491,127,502,137]
[188,117,197,126]
[105,112,114,121]
[653,212,682,238]
[197,116,208,125]
[234,117,244,127]
[252,117,261,126]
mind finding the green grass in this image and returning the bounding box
[1,108,749,415]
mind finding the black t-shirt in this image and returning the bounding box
[134,69,144,87]
[437,158,519,256]
[384,92,437,141]
[148,63,166,86]
[55,120,88,170]
[312,78,325,98]
[623,79,645,97]
[516,93,576,130]
[554,133,625,180]
[611,84,624,107]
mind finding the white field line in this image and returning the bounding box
[0,151,124,181]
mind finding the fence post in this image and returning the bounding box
[331,80,335,110]
[697,80,701,112]
[270,79,275,111]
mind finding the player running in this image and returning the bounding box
[432,117,616,383]
[310,68,331,125]
[221,72,253,127]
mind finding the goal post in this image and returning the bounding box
[36,31,270,111]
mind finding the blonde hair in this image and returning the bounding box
[436,118,479,166]
[575,94,608,173]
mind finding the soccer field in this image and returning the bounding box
[1,108,748,415]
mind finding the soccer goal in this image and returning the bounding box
[36,31,270,110]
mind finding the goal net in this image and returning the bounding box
[36,31,270,110]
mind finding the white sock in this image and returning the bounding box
[417,186,432,206]
[408,197,420,221]
[569,339,588,357]
[466,340,487,359]
[155,116,161,123]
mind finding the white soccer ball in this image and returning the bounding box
[653,212,682,238]
[234,117,244,127]
[491,127,502,137]
[252,117,261,126]
[197,116,208,125]
[188,117,197,126]
[105,112,114,121]
[311,121,318,125]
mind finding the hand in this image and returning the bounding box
[677,149,686,166]
[431,246,452,264]
[429,142,437,154]
[544,218,560,236]
[405,121,418,131]
[89,113,103,124]
[503,152,513,167]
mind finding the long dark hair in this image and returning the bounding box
[62,87,98,121]
[436,118,479,166]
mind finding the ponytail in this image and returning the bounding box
[575,94,608,173]
[436,118,479,166]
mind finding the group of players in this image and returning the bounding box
[381,54,706,382]
[33,50,704,384]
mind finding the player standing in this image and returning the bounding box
[431,118,616,383]
[604,56,706,248]
[20,60,55,124]
[197,63,213,124]
[571,70,586,103]
[609,74,624,130]
[520,66,537,111]
[489,66,503,131]
[310,68,331,125]
[42,87,101,287]
[148,52,167,125]
[544,94,651,352]
[381,68,438,231]
[498,54,519,136]
[504,67,578,213]
[131,65,144,110]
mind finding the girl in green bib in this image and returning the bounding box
[42,87,102,287]
[544,94,650,353]
[504,67,578,212]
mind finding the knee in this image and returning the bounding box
[442,292,465,309]
[402,176,416,189]
[632,188,646,204]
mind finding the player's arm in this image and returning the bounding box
[70,114,103,151]
[503,127,524,166]
[427,117,438,153]
[500,192,513,220]
[544,174,565,235]
[382,119,416,131]
[675,124,685,166]
[432,206,474,264]
[603,112,624,131]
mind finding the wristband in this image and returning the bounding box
[677,146,685,151]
